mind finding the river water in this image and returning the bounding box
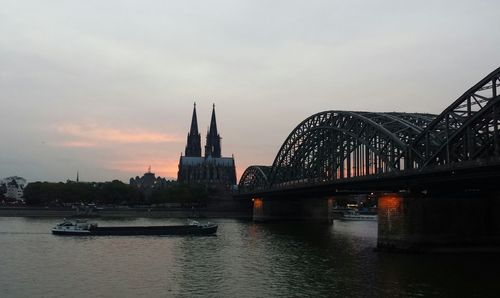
[1,217,499,297]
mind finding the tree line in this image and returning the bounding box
[23,180,209,207]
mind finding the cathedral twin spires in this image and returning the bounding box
[179,103,236,186]
[185,103,221,158]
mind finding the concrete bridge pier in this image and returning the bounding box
[252,197,334,223]
[377,192,500,252]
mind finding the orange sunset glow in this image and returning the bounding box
[106,159,180,179]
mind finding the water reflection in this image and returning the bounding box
[1,218,500,297]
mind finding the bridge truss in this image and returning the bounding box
[239,67,500,193]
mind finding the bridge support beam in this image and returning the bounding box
[377,192,500,252]
[252,197,334,223]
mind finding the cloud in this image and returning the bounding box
[58,141,96,148]
[55,123,182,147]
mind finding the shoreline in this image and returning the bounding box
[0,207,252,219]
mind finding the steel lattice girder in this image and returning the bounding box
[411,67,500,166]
[421,96,500,166]
[266,111,435,189]
[238,67,500,193]
[239,166,271,192]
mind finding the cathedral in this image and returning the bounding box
[177,103,237,188]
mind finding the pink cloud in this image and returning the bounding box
[58,141,96,148]
[56,123,182,146]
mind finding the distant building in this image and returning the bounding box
[129,167,169,190]
[178,103,237,188]
[1,176,27,201]
[129,167,172,202]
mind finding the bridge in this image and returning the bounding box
[238,67,500,252]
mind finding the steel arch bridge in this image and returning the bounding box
[239,67,500,194]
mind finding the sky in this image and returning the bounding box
[1,0,500,183]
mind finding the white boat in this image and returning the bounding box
[341,212,377,221]
[51,219,94,235]
[334,209,378,221]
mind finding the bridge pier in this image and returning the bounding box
[377,192,500,252]
[252,197,334,223]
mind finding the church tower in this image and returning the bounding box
[205,104,222,158]
[178,103,236,187]
[185,103,202,157]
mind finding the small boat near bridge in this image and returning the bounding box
[333,208,378,221]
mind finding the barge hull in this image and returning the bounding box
[90,225,217,236]
[52,225,218,236]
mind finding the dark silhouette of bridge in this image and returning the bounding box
[237,67,500,252]
[239,67,500,197]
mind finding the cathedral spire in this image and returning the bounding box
[209,103,218,136]
[190,102,199,135]
[205,103,221,158]
[185,102,202,157]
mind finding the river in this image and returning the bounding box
[1,217,499,297]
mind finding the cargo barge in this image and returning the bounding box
[51,219,217,236]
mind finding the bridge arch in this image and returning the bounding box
[267,111,435,189]
[420,94,500,167]
[238,67,500,193]
[238,166,271,192]
[411,67,500,167]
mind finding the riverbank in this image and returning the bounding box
[0,207,252,219]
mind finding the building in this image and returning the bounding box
[130,166,169,190]
[1,176,27,201]
[129,167,172,202]
[178,103,237,188]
